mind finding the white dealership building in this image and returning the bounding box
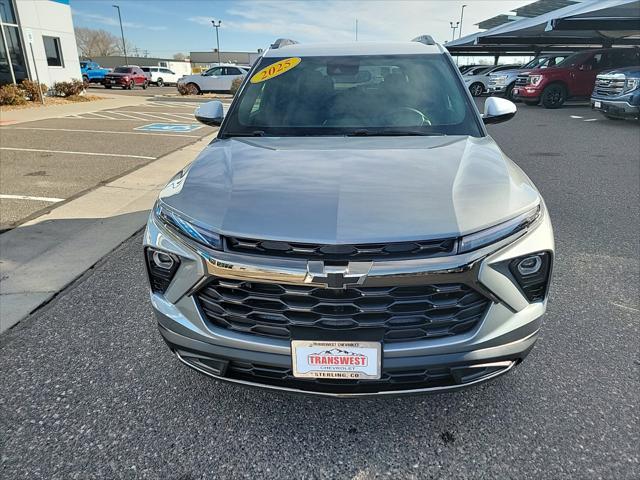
[0,0,81,86]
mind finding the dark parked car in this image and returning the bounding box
[513,48,640,108]
[103,66,149,90]
[591,66,640,120]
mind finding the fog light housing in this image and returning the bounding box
[509,252,551,302]
[145,247,180,293]
[516,255,542,276]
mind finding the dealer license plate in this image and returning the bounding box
[594,100,602,108]
[291,340,381,380]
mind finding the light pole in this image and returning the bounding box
[449,21,459,41]
[112,4,128,64]
[459,4,467,38]
[211,20,222,65]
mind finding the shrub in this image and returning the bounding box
[52,79,84,97]
[19,79,47,102]
[230,76,245,96]
[0,84,27,105]
[176,83,191,96]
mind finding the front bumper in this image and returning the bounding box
[513,85,542,101]
[144,207,554,396]
[591,97,640,119]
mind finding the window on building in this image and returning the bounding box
[0,0,17,24]
[3,25,27,82]
[0,33,11,84]
[43,36,64,67]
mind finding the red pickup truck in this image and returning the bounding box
[513,48,640,108]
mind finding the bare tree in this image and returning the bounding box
[75,27,137,59]
[173,52,187,61]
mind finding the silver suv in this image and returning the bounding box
[144,37,554,397]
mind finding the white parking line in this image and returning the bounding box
[115,110,195,117]
[0,194,64,203]
[4,127,202,138]
[105,111,157,121]
[0,147,156,159]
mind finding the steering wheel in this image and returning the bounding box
[383,107,431,126]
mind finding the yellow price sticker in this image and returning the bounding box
[250,57,301,84]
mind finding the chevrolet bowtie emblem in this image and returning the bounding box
[306,261,372,289]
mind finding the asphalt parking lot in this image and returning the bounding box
[0,97,221,230]
[1,100,638,479]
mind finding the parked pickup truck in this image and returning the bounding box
[488,54,569,100]
[591,67,640,120]
[80,61,111,85]
[513,48,640,108]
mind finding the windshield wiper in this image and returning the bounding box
[223,130,266,137]
[346,129,441,137]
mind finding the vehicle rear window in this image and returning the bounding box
[224,54,483,137]
[114,67,133,73]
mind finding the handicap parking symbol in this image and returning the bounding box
[135,123,203,133]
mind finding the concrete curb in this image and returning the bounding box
[0,94,149,125]
[0,132,216,333]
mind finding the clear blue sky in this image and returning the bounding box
[70,0,530,58]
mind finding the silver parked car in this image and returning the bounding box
[144,37,554,397]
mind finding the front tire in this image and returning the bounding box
[469,82,484,97]
[186,82,201,95]
[505,82,516,101]
[142,80,148,90]
[541,84,567,109]
[156,78,164,87]
[82,75,89,87]
[128,80,135,90]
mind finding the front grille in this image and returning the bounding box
[595,75,625,96]
[226,361,455,394]
[195,279,490,343]
[224,236,456,261]
[515,74,528,86]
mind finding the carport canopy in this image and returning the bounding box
[476,0,640,45]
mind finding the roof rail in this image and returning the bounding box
[270,38,299,49]
[412,35,436,46]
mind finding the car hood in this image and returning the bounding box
[105,72,130,77]
[158,136,540,244]
[599,66,640,76]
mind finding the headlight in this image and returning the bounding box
[529,75,543,86]
[458,205,542,254]
[624,78,639,92]
[154,201,222,250]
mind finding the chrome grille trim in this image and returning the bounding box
[595,74,626,96]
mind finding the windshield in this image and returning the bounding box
[114,67,132,73]
[80,62,87,68]
[556,52,589,68]
[222,54,482,137]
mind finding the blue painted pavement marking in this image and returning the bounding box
[135,123,203,133]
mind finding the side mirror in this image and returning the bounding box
[579,64,592,71]
[195,100,224,126]
[482,97,517,125]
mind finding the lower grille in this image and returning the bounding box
[195,279,490,343]
[227,361,455,394]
